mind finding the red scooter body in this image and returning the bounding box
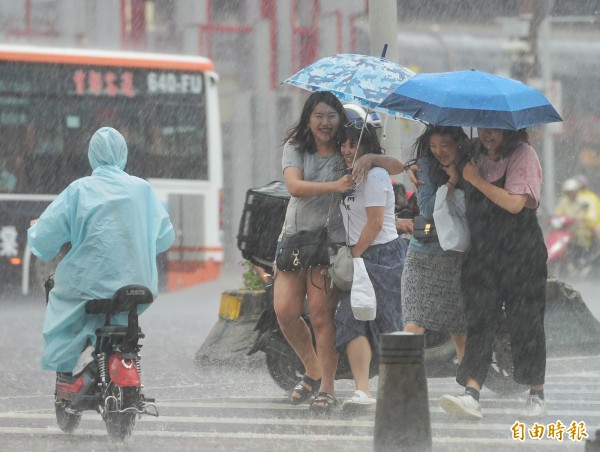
[545,216,576,263]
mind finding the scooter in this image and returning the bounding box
[247,267,525,396]
[545,215,599,279]
[47,277,159,440]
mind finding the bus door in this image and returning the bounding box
[149,180,222,291]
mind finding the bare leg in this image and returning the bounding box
[274,269,321,394]
[451,333,466,364]
[346,336,372,396]
[465,376,482,392]
[305,266,339,396]
[404,323,424,334]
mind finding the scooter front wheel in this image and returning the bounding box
[55,399,82,433]
[265,337,304,391]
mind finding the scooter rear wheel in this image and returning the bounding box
[55,399,82,433]
[104,385,137,441]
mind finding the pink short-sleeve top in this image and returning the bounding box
[476,142,542,209]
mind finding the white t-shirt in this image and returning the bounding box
[339,166,398,246]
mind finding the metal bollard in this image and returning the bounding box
[374,332,432,452]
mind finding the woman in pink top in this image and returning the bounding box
[439,128,548,421]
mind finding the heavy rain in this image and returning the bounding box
[1,0,600,451]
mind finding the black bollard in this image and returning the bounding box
[374,332,432,452]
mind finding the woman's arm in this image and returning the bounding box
[351,206,384,257]
[462,161,528,214]
[352,154,405,180]
[284,167,354,197]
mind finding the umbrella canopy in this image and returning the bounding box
[283,53,416,119]
[378,70,563,130]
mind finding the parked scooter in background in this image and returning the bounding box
[46,277,159,440]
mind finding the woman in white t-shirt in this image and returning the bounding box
[336,121,408,410]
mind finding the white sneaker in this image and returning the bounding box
[521,395,547,418]
[439,393,483,421]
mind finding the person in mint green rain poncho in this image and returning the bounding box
[28,127,175,373]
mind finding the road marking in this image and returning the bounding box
[0,426,581,448]
[0,411,598,428]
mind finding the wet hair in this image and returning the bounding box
[341,120,384,157]
[473,128,530,159]
[408,125,470,187]
[283,91,348,154]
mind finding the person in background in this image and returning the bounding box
[28,127,175,374]
[439,127,548,420]
[574,174,600,253]
[336,121,407,410]
[555,175,600,255]
[0,156,17,193]
[275,92,403,414]
[393,181,416,236]
[401,125,469,368]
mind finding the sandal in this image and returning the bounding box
[310,392,338,415]
[290,375,321,405]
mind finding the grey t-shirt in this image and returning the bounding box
[281,140,345,243]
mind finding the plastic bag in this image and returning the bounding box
[433,185,470,252]
[351,258,376,321]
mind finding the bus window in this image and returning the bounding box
[143,101,208,180]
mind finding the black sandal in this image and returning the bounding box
[290,375,321,405]
[310,392,338,415]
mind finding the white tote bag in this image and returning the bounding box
[433,185,470,252]
[350,258,376,321]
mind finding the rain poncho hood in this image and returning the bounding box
[28,127,175,372]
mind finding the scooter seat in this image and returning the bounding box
[96,325,145,338]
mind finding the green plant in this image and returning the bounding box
[241,260,265,290]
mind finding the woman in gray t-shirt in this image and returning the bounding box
[275,92,353,414]
[275,92,404,414]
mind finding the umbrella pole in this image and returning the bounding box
[352,108,371,168]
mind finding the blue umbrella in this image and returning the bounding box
[378,70,562,130]
[283,53,416,119]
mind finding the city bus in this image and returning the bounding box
[0,44,223,295]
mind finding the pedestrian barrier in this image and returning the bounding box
[195,289,268,367]
[374,332,432,452]
[545,277,600,356]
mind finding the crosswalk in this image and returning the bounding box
[0,368,599,451]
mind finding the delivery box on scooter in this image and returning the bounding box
[237,181,290,270]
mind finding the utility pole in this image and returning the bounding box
[510,0,556,213]
[368,0,405,164]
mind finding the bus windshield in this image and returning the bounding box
[0,61,208,194]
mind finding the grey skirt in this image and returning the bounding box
[335,237,406,354]
[401,249,466,335]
